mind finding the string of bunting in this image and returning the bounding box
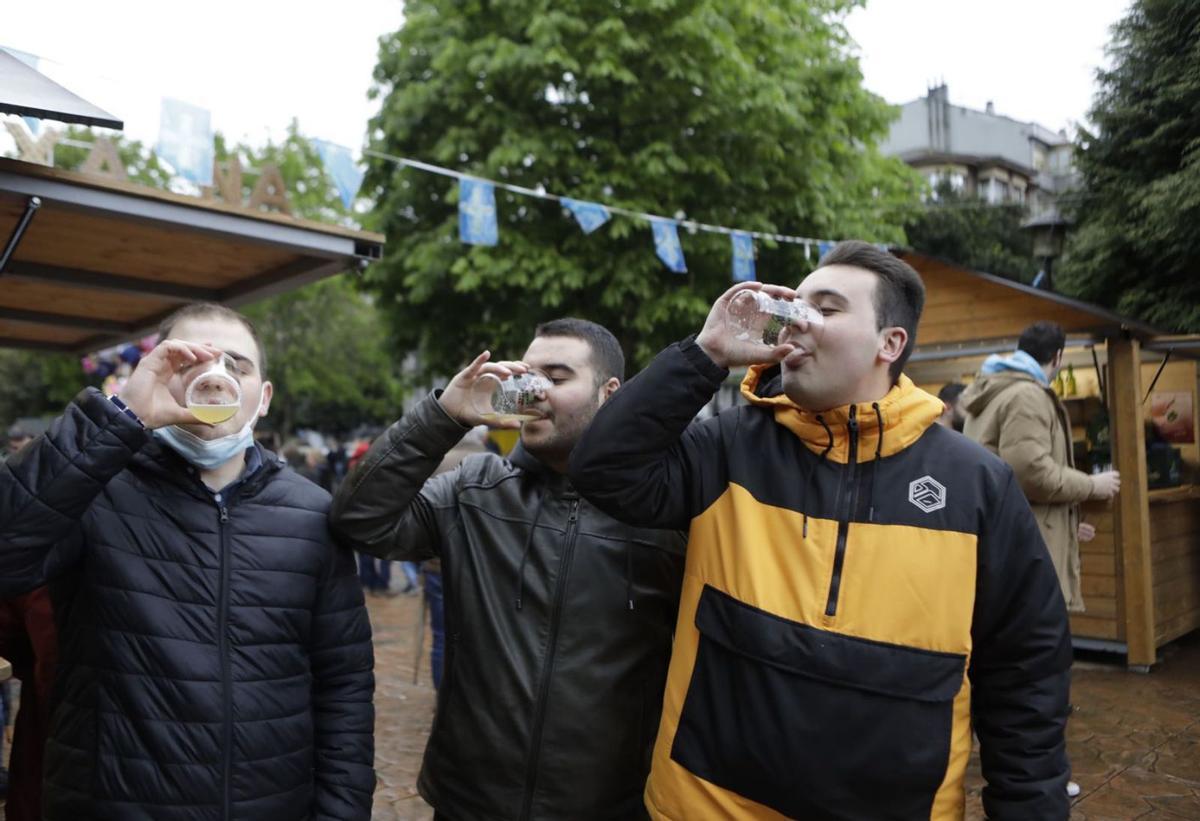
[362,150,866,281]
[4,47,881,285]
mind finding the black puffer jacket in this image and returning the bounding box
[330,394,685,821]
[0,389,375,821]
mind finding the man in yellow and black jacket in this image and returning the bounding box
[570,241,1071,820]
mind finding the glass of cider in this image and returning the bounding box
[184,353,242,424]
[471,373,551,424]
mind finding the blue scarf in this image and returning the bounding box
[980,350,1050,385]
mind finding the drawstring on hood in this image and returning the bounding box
[514,488,547,611]
[803,414,835,538]
[738,365,943,531]
[738,366,943,465]
[868,402,883,522]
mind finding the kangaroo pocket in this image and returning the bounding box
[671,585,966,821]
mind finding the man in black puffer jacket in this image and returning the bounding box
[332,319,685,820]
[0,303,375,821]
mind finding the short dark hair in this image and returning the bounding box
[1017,321,1066,366]
[937,382,967,404]
[817,241,926,382]
[157,303,268,375]
[534,318,625,383]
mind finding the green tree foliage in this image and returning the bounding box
[241,276,406,436]
[903,182,1034,282]
[0,348,92,430]
[365,0,919,371]
[1059,0,1200,331]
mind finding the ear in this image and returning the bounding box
[597,377,620,406]
[877,326,908,367]
[1052,349,1064,370]
[258,381,274,417]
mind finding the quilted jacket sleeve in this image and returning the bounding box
[970,469,1072,820]
[310,531,376,820]
[0,388,149,596]
[329,392,470,561]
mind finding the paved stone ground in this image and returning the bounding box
[369,591,437,821]
[10,592,1194,818]
[369,593,1200,820]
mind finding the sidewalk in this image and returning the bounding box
[367,594,1200,820]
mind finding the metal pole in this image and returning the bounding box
[0,196,41,273]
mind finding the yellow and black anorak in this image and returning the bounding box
[570,339,1072,821]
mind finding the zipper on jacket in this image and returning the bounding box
[217,502,233,820]
[824,406,857,617]
[518,497,581,821]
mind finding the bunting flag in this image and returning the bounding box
[561,197,611,234]
[651,218,687,273]
[313,139,365,209]
[459,178,499,246]
[157,98,214,186]
[366,151,850,275]
[731,231,755,282]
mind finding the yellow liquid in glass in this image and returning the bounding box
[480,412,541,424]
[188,403,239,424]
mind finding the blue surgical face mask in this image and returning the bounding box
[154,389,264,470]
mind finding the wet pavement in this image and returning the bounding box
[368,592,1200,820]
[0,586,1190,818]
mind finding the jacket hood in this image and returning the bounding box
[739,365,943,464]
[960,370,1044,417]
[980,350,1050,385]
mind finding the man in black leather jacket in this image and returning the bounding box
[331,318,685,821]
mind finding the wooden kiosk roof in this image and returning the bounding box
[0,157,383,353]
[897,249,1162,357]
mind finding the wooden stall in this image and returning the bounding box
[0,157,383,353]
[899,251,1200,671]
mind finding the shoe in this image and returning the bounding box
[1067,780,1081,798]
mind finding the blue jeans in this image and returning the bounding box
[357,553,391,592]
[401,561,421,591]
[424,570,445,689]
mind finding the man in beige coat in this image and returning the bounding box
[962,321,1121,613]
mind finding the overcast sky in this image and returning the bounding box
[2,0,1130,154]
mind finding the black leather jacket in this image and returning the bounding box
[330,394,685,821]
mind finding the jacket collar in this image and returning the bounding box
[133,438,284,499]
[509,441,575,495]
[739,365,944,464]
